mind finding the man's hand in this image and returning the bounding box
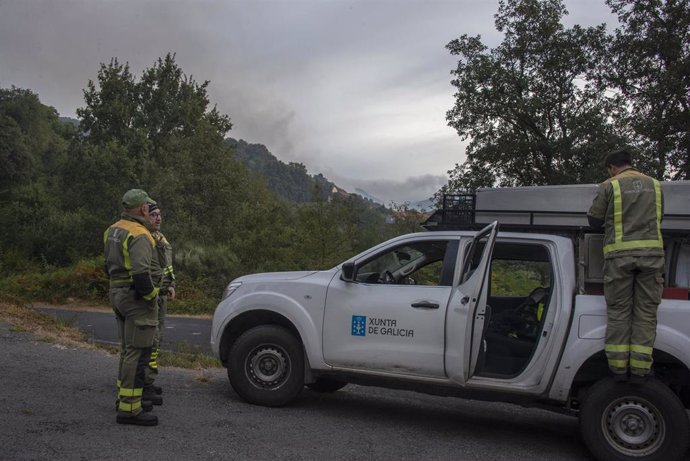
[168,286,176,301]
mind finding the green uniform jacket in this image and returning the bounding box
[104,213,159,301]
[151,231,175,292]
[588,168,664,259]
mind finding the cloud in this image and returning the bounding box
[0,0,615,203]
[330,172,449,206]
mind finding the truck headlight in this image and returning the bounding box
[221,281,242,301]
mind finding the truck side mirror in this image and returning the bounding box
[341,262,356,282]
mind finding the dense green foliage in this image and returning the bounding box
[0,55,421,313]
[443,0,689,193]
[229,138,334,203]
[600,0,690,180]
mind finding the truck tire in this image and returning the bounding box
[580,377,690,461]
[307,378,347,393]
[228,325,304,407]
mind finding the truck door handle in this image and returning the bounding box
[411,302,439,309]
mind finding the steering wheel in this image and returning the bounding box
[380,270,395,284]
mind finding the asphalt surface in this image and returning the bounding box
[34,305,212,354]
[0,321,604,461]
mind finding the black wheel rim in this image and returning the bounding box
[244,343,291,390]
[601,395,664,457]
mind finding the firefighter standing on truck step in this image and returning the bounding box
[587,148,664,384]
[104,189,160,426]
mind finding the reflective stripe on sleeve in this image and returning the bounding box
[143,287,160,301]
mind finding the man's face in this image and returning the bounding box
[149,208,162,231]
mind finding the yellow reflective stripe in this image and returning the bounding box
[143,287,160,301]
[536,303,544,321]
[653,179,662,241]
[605,344,630,353]
[149,350,159,369]
[114,219,155,247]
[631,344,653,355]
[612,179,623,247]
[123,233,132,272]
[603,178,663,254]
[630,358,652,369]
[110,279,134,287]
[608,359,629,368]
[604,239,664,253]
[118,400,142,412]
[119,387,143,397]
[116,379,121,389]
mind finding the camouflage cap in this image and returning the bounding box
[121,189,156,209]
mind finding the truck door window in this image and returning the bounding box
[355,240,454,286]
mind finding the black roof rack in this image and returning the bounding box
[423,193,689,237]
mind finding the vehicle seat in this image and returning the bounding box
[483,287,550,375]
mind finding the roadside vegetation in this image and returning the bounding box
[0,295,222,372]
[0,297,91,347]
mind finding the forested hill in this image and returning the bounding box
[227,137,346,203]
[0,55,427,313]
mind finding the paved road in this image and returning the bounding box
[1,322,599,461]
[34,305,212,354]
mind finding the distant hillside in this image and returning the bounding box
[59,116,79,128]
[227,138,379,209]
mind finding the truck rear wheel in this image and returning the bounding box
[580,377,690,461]
[228,325,304,407]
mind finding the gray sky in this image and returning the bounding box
[0,0,613,204]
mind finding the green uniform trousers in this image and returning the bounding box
[144,294,167,387]
[603,255,664,377]
[110,287,159,415]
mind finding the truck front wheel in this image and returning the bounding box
[580,377,690,461]
[228,325,304,407]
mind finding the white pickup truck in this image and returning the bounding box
[211,182,690,461]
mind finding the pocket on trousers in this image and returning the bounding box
[131,318,159,348]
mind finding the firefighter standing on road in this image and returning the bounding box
[143,201,176,404]
[104,189,160,426]
[588,149,665,383]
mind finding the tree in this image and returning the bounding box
[444,0,627,191]
[68,54,241,244]
[601,0,690,180]
[0,88,75,267]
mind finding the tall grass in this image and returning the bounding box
[0,257,220,315]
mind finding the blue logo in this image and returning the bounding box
[351,315,366,336]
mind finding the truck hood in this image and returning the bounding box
[235,271,319,283]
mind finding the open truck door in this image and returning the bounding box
[444,221,498,384]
